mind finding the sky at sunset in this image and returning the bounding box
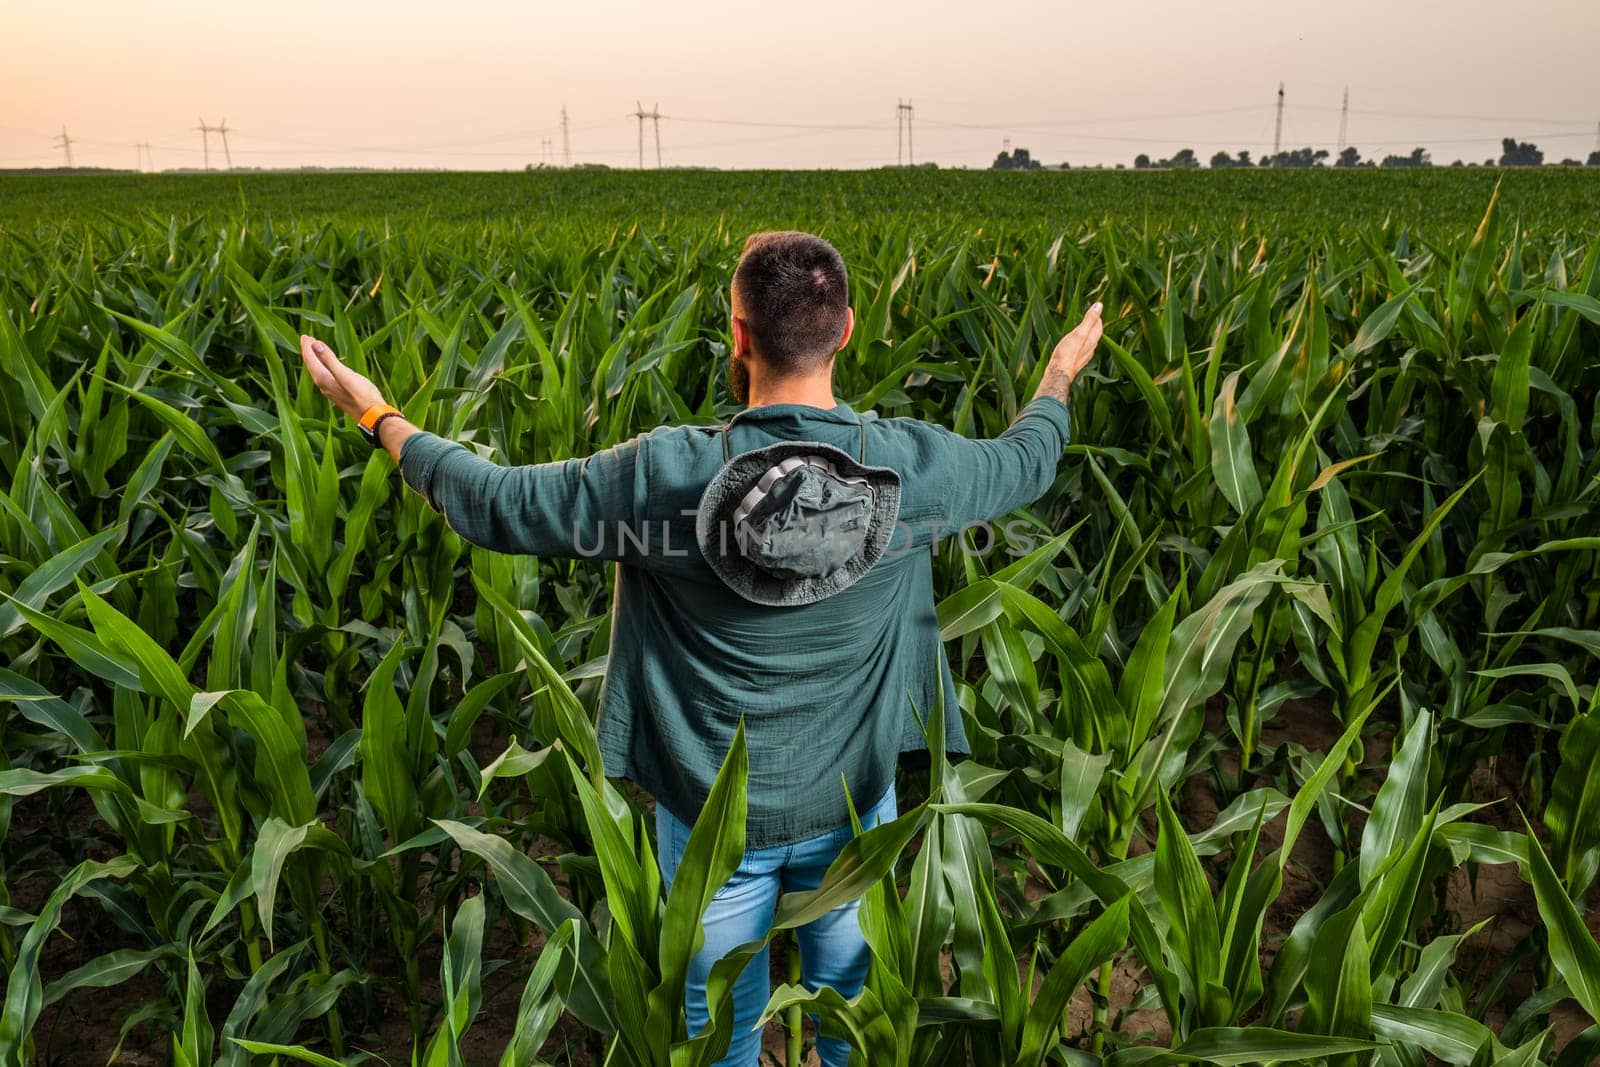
[5,0,1599,171]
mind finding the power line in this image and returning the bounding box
[228,119,887,160]
[1295,103,1592,127]
[659,114,886,131]
[220,129,630,157]
[917,104,1271,131]
[238,121,620,152]
[1353,130,1597,147]
[914,125,1277,146]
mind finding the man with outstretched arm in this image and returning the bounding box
[298,230,1102,1066]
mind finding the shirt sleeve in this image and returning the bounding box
[934,396,1071,529]
[397,431,642,560]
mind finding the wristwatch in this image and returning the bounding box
[357,403,403,447]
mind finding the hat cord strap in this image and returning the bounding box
[719,410,748,463]
[858,414,867,464]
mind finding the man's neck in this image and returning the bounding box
[745,376,837,410]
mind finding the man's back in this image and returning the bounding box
[397,395,1072,844]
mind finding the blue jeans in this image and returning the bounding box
[655,782,898,1067]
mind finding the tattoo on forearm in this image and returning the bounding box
[1034,361,1073,406]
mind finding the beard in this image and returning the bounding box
[728,352,750,405]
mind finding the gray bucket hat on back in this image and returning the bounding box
[695,414,902,607]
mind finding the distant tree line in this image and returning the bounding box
[992,147,1061,171]
[994,137,1600,171]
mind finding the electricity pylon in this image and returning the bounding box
[195,118,212,170]
[1273,83,1285,155]
[53,125,75,168]
[195,119,233,170]
[633,102,661,169]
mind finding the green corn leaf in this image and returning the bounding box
[0,668,104,753]
[1017,893,1132,1066]
[41,947,170,1008]
[568,759,657,965]
[356,640,420,842]
[1397,921,1491,1011]
[981,617,1039,720]
[1300,897,1374,1062]
[499,920,578,1066]
[472,577,604,782]
[4,594,142,691]
[1102,1027,1381,1066]
[650,720,748,1049]
[1359,710,1433,886]
[1154,792,1229,1031]
[1347,474,1480,683]
[420,894,486,1067]
[187,690,316,825]
[103,379,229,477]
[1208,369,1262,514]
[1525,817,1600,1022]
[1545,704,1600,894]
[224,1041,347,1067]
[78,579,196,710]
[1371,1004,1494,1066]
[432,819,617,1036]
[1349,284,1419,354]
[936,577,1004,641]
[173,945,214,1067]
[1362,807,1438,978]
[431,818,582,935]
[0,526,122,639]
[474,738,554,799]
[1057,740,1110,842]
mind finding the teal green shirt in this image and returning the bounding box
[398,397,1071,847]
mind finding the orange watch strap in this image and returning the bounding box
[358,403,401,431]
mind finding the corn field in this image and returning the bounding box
[1,170,1599,1065]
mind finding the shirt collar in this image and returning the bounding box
[733,402,867,424]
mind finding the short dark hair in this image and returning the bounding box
[731,231,849,373]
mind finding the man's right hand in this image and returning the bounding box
[1036,301,1104,404]
[299,334,418,459]
[300,335,387,420]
